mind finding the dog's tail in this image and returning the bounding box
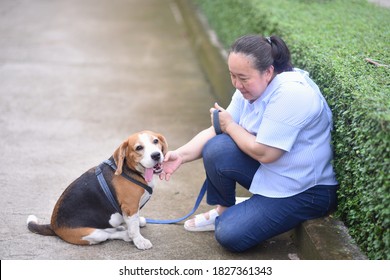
[27,215,56,236]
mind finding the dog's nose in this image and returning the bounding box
[151,152,161,161]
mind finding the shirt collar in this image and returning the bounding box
[249,73,282,113]
[239,69,307,114]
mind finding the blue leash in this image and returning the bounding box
[145,183,207,224]
[213,109,223,135]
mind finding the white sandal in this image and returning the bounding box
[184,209,219,232]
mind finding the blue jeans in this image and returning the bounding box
[201,134,338,252]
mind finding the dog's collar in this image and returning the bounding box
[104,158,153,195]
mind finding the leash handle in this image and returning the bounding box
[145,184,207,224]
[213,109,223,135]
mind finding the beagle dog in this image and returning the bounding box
[27,130,167,250]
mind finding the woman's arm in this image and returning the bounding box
[214,103,284,163]
[176,126,216,163]
[160,126,216,181]
[225,122,284,163]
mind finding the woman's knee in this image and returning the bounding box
[214,216,255,253]
[215,217,241,252]
[202,134,237,163]
[203,134,258,167]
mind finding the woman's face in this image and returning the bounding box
[228,52,274,102]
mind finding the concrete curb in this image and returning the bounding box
[174,0,233,107]
[293,216,367,259]
[175,0,367,260]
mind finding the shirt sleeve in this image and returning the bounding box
[256,118,300,151]
[256,81,320,152]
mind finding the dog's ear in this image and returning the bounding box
[113,140,128,175]
[157,134,168,155]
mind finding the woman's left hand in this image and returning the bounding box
[209,103,234,133]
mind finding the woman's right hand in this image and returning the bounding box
[159,150,183,181]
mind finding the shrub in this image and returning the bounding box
[196,0,389,259]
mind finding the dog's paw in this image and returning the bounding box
[133,236,152,250]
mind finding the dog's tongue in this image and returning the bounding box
[145,168,154,182]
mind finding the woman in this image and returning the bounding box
[160,34,338,252]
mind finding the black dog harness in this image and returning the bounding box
[95,158,153,214]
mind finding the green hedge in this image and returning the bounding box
[196,0,389,259]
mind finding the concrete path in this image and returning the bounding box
[369,0,390,8]
[0,0,298,260]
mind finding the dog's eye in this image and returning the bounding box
[153,138,159,144]
[135,145,144,151]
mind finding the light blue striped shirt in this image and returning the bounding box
[226,69,338,197]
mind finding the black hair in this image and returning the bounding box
[229,34,293,74]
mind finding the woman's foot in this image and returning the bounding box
[184,206,227,232]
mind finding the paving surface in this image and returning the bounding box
[0,0,299,260]
[368,0,390,7]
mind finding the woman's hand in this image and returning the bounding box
[209,103,234,133]
[159,150,183,181]
[210,103,285,163]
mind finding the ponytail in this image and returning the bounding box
[229,34,293,74]
[268,35,293,73]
